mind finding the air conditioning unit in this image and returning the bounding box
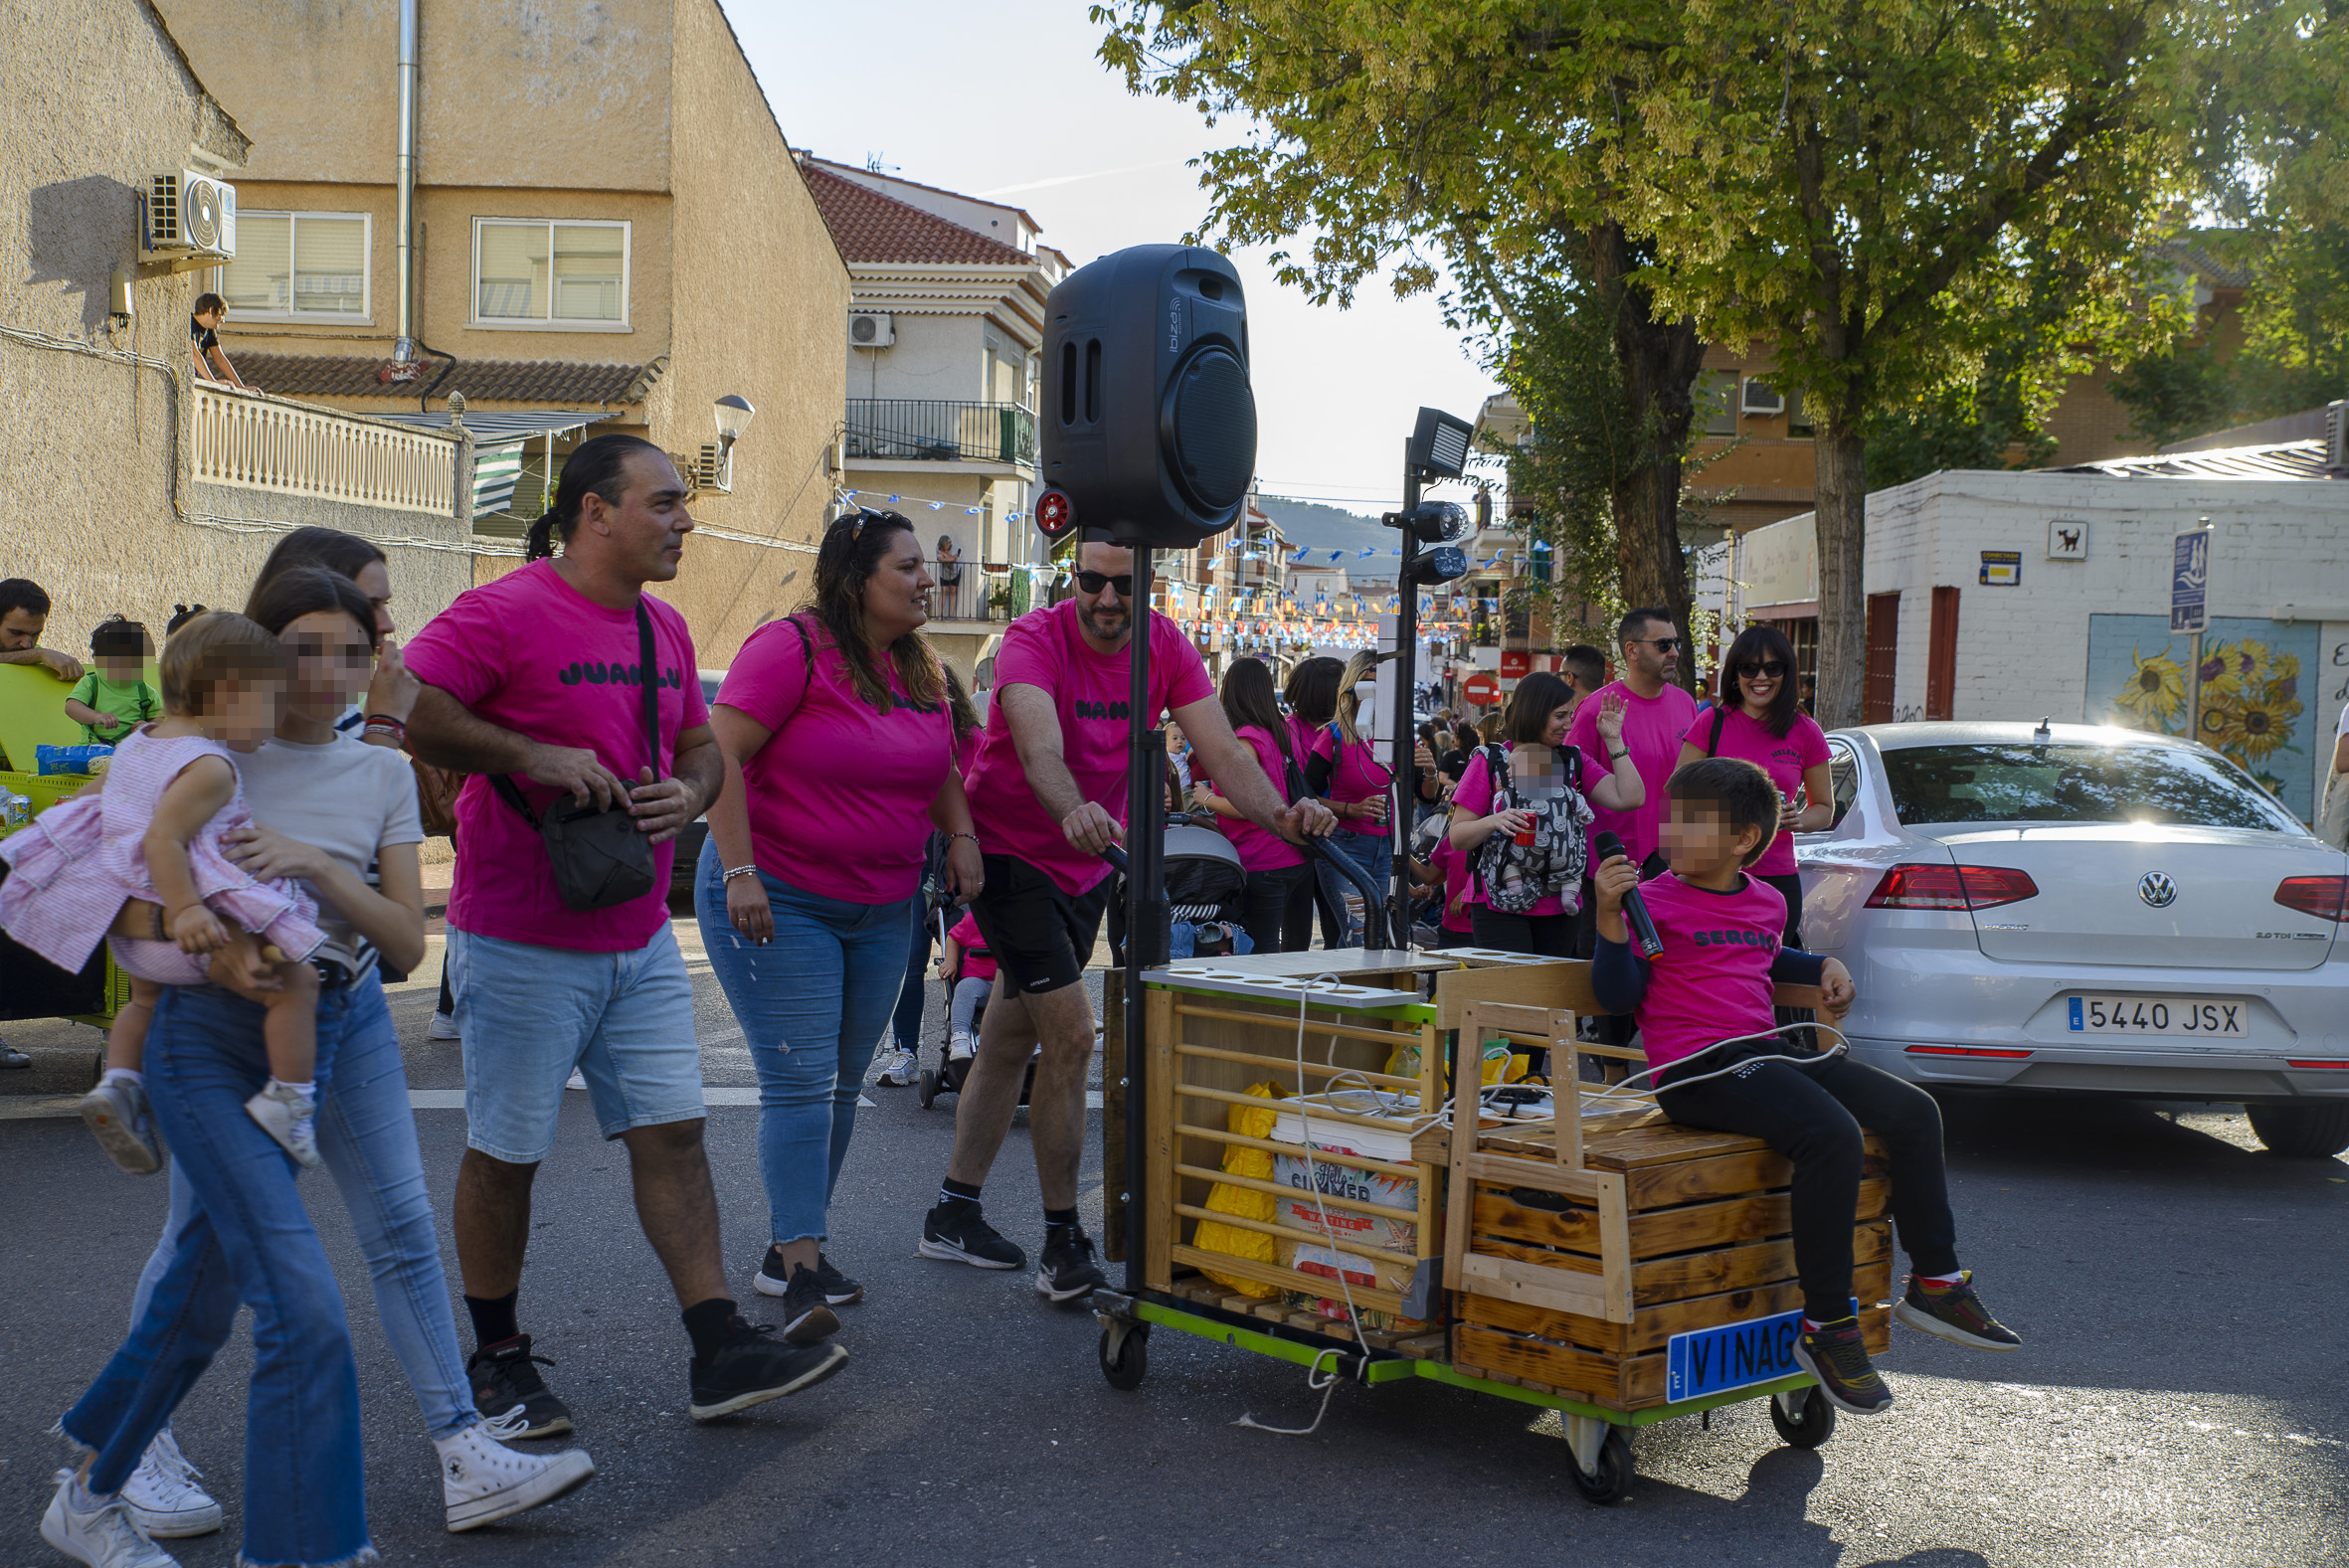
[693,442,733,495]
[1740,377,1786,417]
[848,310,895,348]
[145,170,237,259]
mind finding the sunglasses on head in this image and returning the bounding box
[1736,659,1791,680]
[1074,570,1135,597]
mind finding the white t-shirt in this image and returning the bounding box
[237,732,423,961]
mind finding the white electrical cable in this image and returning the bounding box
[1586,1021,1851,1100]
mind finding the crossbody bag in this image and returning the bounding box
[490,600,663,912]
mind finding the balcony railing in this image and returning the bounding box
[192,384,456,514]
[930,565,1040,624]
[845,399,1036,467]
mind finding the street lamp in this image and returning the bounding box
[700,394,756,493]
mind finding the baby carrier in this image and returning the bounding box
[1473,742,1594,915]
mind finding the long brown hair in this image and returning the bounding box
[804,509,944,714]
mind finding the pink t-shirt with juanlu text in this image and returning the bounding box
[718,615,955,906]
[1683,707,1831,877]
[964,601,1216,895]
[1206,725,1305,872]
[406,560,709,953]
[1567,679,1699,867]
[1632,871,1788,1071]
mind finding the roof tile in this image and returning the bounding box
[802,164,1032,266]
[234,352,657,406]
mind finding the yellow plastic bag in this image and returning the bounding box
[1383,1036,1533,1087]
[1192,1081,1288,1297]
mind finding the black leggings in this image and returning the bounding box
[1469,905,1578,958]
[1758,871,1805,946]
[1657,1047,1957,1321]
[1239,861,1313,956]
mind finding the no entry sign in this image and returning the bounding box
[1463,671,1502,707]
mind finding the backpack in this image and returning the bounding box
[1471,742,1593,914]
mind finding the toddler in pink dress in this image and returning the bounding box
[0,612,326,1170]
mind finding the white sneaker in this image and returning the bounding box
[80,1079,162,1176]
[946,1032,975,1063]
[874,1047,918,1087]
[436,1420,596,1532]
[118,1430,219,1539]
[40,1471,180,1567]
[428,1012,461,1042]
[244,1081,319,1167]
[565,1068,587,1091]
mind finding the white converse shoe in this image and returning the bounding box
[437,1421,596,1532]
[946,1032,975,1063]
[428,1011,461,1042]
[873,1047,919,1087]
[244,1081,320,1167]
[117,1430,219,1539]
[40,1471,180,1567]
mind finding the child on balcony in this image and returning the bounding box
[63,616,160,745]
[1590,757,2021,1419]
[0,612,327,1173]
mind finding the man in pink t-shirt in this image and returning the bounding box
[1565,608,1700,874]
[922,537,1335,1303]
[409,436,845,1430]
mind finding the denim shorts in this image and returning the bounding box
[448,922,703,1164]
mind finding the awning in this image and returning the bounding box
[365,409,622,520]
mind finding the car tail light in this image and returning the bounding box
[1905,1044,2034,1060]
[2286,1059,2349,1069]
[2273,876,2349,922]
[1864,863,2040,912]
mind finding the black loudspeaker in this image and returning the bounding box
[1034,245,1256,549]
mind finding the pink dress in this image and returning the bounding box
[0,727,324,983]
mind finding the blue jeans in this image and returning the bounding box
[695,840,912,1245]
[66,981,369,1568]
[129,976,472,1442]
[889,901,939,1056]
[1314,830,1393,947]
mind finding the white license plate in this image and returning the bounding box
[2067,995,2248,1037]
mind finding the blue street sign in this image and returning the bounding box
[2171,528,2209,635]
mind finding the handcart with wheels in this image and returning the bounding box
[1093,949,1890,1504]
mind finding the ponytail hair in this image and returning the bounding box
[527,434,665,562]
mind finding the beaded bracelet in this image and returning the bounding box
[721,864,761,884]
[950,831,980,846]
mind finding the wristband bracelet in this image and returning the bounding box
[950,831,980,846]
[721,864,761,884]
[364,713,409,735]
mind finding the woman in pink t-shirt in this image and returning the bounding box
[1282,656,1348,946]
[1676,623,1832,944]
[1191,657,1310,953]
[1298,651,1394,947]
[696,510,983,1339]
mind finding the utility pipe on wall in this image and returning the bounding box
[394,0,419,356]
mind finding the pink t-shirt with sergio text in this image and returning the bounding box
[964,601,1215,895]
[1631,871,1789,1071]
[717,615,955,906]
[406,561,709,952]
[1207,725,1306,872]
[1683,707,1831,877]
[1568,679,1699,867]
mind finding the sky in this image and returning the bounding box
[722,0,1499,518]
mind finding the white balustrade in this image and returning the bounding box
[193,385,455,514]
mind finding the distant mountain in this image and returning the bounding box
[1253,495,1394,564]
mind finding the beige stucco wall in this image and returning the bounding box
[155,0,673,194]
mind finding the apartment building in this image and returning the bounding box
[157,0,850,663]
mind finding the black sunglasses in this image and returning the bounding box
[1735,659,1791,680]
[1634,636,1680,652]
[1074,570,1135,598]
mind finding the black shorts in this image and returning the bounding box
[970,853,1111,997]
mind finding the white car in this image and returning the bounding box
[1797,721,2349,1157]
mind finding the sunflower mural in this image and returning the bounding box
[2087,616,2319,818]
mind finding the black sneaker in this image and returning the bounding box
[1894,1270,2023,1351]
[814,1252,864,1306]
[1791,1316,1895,1418]
[917,1200,1026,1270]
[687,1317,847,1422]
[1034,1226,1108,1305]
[468,1336,574,1438]
[773,1266,839,1345]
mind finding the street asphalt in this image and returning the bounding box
[1,918,2344,1568]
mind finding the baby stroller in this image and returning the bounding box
[917,909,1035,1112]
[1163,819,1251,959]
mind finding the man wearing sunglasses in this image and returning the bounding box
[921,535,1337,1303]
[1566,607,1699,880]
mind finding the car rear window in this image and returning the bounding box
[1878,743,2303,831]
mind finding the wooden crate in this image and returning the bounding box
[1440,987,1897,1412]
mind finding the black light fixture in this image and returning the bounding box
[1406,406,1478,480]
[1381,499,1471,544]
[1405,545,1471,587]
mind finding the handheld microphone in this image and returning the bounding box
[1594,830,1663,958]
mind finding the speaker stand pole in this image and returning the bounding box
[1388,444,1422,950]
[1119,541,1166,1297]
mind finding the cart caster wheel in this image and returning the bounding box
[917,1068,938,1110]
[1564,1424,1633,1505]
[1098,1322,1149,1391]
[1770,1384,1837,1449]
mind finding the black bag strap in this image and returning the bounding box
[490,598,661,828]
[1705,703,1728,758]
